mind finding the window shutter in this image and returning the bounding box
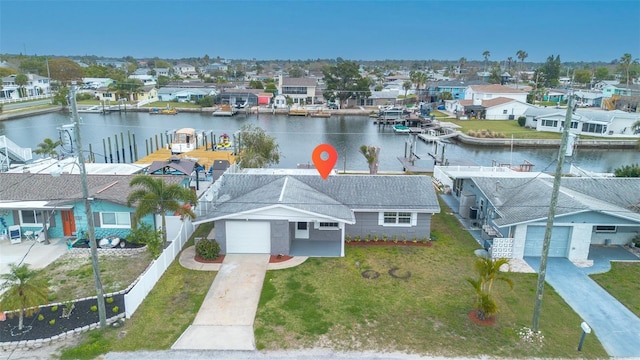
[93,212,101,227]
[130,213,136,227]
[378,212,384,225]
[411,213,417,226]
[13,210,20,224]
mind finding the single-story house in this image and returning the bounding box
[446,97,533,120]
[434,166,640,261]
[0,173,190,244]
[157,87,215,102]
[524,108,640,137]
[217,89,260,107]
[194,172,441,257]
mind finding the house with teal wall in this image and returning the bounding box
[0,173,190,243]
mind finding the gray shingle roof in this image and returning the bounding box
[201,174,440,222]
[0,173,185,207]
[471,176,640,227]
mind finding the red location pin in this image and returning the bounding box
[312,144,338,180]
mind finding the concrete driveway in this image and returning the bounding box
[525,254,640,358]
[172,254,270,350]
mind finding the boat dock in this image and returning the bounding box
[213,105,238,116]
[288,108,309,116]
[136,146,235,170]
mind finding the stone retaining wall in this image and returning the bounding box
[454,132,637,149]
[65,245,147,258]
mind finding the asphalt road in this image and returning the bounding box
[1,99,52,111]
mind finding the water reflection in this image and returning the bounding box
[0,111,637,173]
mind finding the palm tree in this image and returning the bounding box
[402,80,412,104]
[482,50,491,74]
[458,57,467,78]
[516,50,528,88]
[33,137,62,158]
[14,74,29,98]
[359,145,380,175]
[507,57,513,73]
[126,175,197,245]
[466,257,513,320]
[619,53,638,91]
[632,120,640,134]
[0,263,49,330]
[410,71,428,101]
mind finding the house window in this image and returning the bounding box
[382,212,413,226]
[571,121,579,129]
[594,225,616,233]
[297,222,307,230]
[318,222,339,229]
[541,119,558,127]
[582,123,606,134]
[20,210,43,226]
[100,212,131,228]
[502,110,508,114]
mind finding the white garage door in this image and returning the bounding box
[226,221,271,253]
[524,225,570,257]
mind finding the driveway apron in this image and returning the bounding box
[172,254,270,350]
[525,257,640,358]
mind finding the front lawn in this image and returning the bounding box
[254,203,608,358]
[445,119,562,139]
[590,262,640,317]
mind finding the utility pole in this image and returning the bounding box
[69,83,107,328]
[531,95,574,332]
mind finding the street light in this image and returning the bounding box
[69,83,107,328]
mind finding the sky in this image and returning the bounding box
[1,0,639,63]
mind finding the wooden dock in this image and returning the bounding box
[135,146,235,170]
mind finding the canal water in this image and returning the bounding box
[1,110,637,173]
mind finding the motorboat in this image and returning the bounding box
[170,128,202,154]
[393,125,410,133]
[149,106,177,115]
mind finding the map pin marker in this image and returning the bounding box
[312,144,338,180]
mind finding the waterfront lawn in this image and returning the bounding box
[590,262,640,317]
[253,205,608,358]
[445,119,563,139]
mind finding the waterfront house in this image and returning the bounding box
[524,108,640,137]
[1,74,51,99]
[194,171,440,257]
[434,166,640,261]
[447,97,533,120]
[157,87,214,102]
[0,173,190,244]
[464,84,528,103]
[277,75,318,105]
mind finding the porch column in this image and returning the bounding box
[340,224,345,257]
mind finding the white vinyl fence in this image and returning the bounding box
[123,217,195,318]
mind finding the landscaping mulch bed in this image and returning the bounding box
[71,239,145,249]
[194,254,293,264]
[0,295,125,342]
[347,240,433,247]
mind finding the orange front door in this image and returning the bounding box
[61,210,76,237]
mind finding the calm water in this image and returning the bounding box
[1,110,637,173]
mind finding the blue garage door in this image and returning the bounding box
[524,225,570,257]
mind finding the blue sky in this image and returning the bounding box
[1,0,638,63]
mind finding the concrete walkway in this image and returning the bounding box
[172,254,270,350]
[525,257,640,358]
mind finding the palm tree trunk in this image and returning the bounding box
[18,308,24,330]
[161,214,167,246]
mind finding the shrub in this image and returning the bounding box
[127,222,162,258]
[345,235,352,242]
[49,319,56,325]
[38,314,44,321]
[51,305,58,312]
[517,116,526,127]
[112,306,119,313]
[91,305,98,312]
[106,297,114,304]
[195,239,221,260]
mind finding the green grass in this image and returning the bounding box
[253,201,608,358]
[57,222,216,358]
[590,262,640,317]
[445,119,563,139]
